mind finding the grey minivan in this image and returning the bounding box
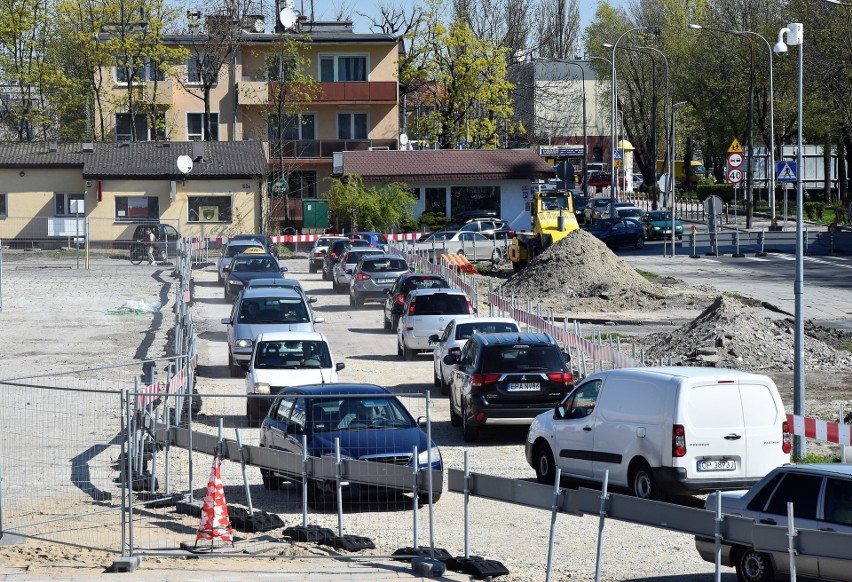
[349,254,411,307]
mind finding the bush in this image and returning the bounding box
[418,212,451,232]
[398,216,420,232]
[804,202,825,222]
[831,200,849,225]
[696,183,734,204]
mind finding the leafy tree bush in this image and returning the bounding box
[696,183,734,205]
[326,175,416,232]
[418,211,451,232]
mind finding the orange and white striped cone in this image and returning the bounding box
[196,457,233,545]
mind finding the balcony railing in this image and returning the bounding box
[268,139,397,159]
[236,81,397,106]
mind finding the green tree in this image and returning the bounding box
[326,175,416,233]
[402,0,521,149]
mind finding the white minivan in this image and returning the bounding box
[525,367,791,500]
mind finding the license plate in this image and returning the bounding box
[696,460,736,472]
[508,382,540,392]
[379,278,394,284]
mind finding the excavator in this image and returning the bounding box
[507,191,579,272]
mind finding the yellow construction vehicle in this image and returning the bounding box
[508,192,579,272]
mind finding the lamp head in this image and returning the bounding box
[688,23,702,30]
[602,42,614,48]
[774,27,790,54]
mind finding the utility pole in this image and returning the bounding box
[746,44,755,229]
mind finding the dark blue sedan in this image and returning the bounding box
[224,252,288,302]
[259,383,442,506]
[584,218,646,249]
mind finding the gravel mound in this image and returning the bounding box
[499,229,666,311]
[643,295,851,371]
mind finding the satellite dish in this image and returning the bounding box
[399,133,409,147]
[177,155,193,175]
[279,7,297,29]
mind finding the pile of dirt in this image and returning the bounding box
[498,229,667,312]
[641,295,851,371]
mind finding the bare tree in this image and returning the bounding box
[533,0,581,60]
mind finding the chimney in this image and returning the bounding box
[192,141,206,162]
[82,142,94,152]
[48,140,58,152]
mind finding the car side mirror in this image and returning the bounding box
[553,404,566,420]
[220,317,231,325]
[448,347,461,356]
[336,362,345,371]
[280,267,288,273]
[308,296,318,304]
[428,334,439,343]
[314,317,325,324]
[443,354,458,365]
[562,350,571,363]
[416,415,427,428]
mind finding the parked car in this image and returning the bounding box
[602,202,643,220]
[223,252,288,303]
[331,247,385,293]
[244,278,317,317]
[221,286,321,376]
[322,238,371,281]
[571,193,590,221]
[258,383,443,505]
[695,463,852,582]
[430,316,520,394]
[245,331,344,425]
[217,240,266,285]
[397,288,475,361]
[308,235,347,273]
[641,210,684,240]
[422,212,509,241]
[444,332,573,442]
[383,273,451,333]
[228,233,280,258]
[586,172,612,193]
[584,218,646,249]
[411,231,505,263]
[349,254,412,307]
[526,367,790,499]
[583,196,614,224]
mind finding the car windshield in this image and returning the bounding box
[455,321,519,340]
[647,211,673,221]
[225,244,262,258]
[617,208,643,218]
[482,345,564,373]
[428,232,456,241]
[238,298,309,324]
[231,256,278,272]
[310,396,416,432]
[254,340,332,369]
[540,197,569,210]
[362,258,408,272]
[412,293,469,315]
[404,276,449,293]
[344,250,381,264]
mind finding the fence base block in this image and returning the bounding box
[731,252,745,258]
[446,555,510,578]
[0,533,25,547]
[323,534,375,552]
[111,555,142,573]
[175,498,204,518]
[411,557,447,578]
[392,546,453,562]
[136,492,181,509]
[283,524,334,543]
[228,507,284,533]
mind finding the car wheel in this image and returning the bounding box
[533,442,557,485]
[309,262,317,273]
[449,394,462,427]
[635,236,645,249]
[630,461,663,500]
[677,234,683,241]
[735,547,774,582]
[354,292,364,307]
[349,292,356,307]
[397,339,404,358]
[462,402,479,442]
[307,482,333,510]
[333,279,342,293]
[440,374,449,396]
[228,353,241,378]
[383,314,391,330]
[260,468,284,491]
[322,267,330,281]
[433,368,441,387]
[417,492,441,506]
[246,401,258,427]
[217,273,223,285]
[391,315,399,332]
[403,345,415,361]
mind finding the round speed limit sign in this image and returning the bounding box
[726,168,743,184]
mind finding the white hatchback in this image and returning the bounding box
[397,288,474,361]
[430,316,519,394]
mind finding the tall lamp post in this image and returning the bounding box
[775,23,805,460]
[607,26,647,207]
[560,60,589,189]
[689,24,777,224]
[671,102,688,257]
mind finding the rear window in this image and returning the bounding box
[455,322,519,340]
[403,277,449,293]
[481,345,564,373]
[238,298,309,324]
[345,250,381,263]
[412,293,469,315]
[225,244,261,257]
[362,258,408,272]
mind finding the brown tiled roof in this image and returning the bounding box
[341,149,555,182]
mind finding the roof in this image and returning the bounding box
[471,332,557,346]
[255,331,327,342]
[341,149,556,182]
[0,141,267,179]
[280,383,390,396]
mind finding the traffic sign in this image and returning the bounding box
[727,138,743,154]
[727,152,743,168]
[776,161,797,183]
[272,178,289,194]
[614,149,623,161]
[726,168,743,184]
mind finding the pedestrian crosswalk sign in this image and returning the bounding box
[776,161,797,183]
[614,149,623,161]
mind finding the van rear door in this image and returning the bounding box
[681,383,748,480]
[739,382,788,477]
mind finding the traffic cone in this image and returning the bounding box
[196,457,233,546]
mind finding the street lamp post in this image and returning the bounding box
[775,23,805,461]
[671,102,688,257]
[560,60,589,189]
[689,24,777,224]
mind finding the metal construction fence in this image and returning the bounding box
[683,228,851,257]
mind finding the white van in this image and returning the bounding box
[525,367,791,500]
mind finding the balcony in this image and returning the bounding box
[237,81,397,106]
[268,139,397,160]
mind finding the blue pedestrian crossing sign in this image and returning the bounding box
[776,161,797,183]
[614,149,623,161]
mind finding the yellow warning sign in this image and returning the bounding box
[727,138,743,154]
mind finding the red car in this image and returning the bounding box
[586,171,612,192]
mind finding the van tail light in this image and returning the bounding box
[395,293,405,306]
[408,299,416,314]
[470,373,500,393]
[330,252,337,259]
[356,272,371,281]
[546,372,574,386]
[672,424,686,457]
[466,300,474,315]
[782,421,792,454]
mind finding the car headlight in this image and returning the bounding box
[236,339,253,348]
[228,279,244,287]
[254,382,270,394]
[417,446,442,467]
[652,226,661,231]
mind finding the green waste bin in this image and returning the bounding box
[302,199,329,230]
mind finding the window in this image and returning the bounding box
[115,196,159,221]
[766,473,822,519]
[187,113,219,141]
[319,55,367,81]
[115,58,165,83]
[268,113,315,141]
[0,193,6,217]
[273,171,317,199]
[54,193,85,216]
[188,196,231,223]
[425,187,447,215]
[337,112,367,139]
[115,113,166,141]
[186,56,214,85]
[450,186,500,217]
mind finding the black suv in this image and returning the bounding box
[321,239,370,280]
[444,332,573,442]
[382,273,450,332]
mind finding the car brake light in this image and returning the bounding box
[466,300,474,315]
[357,272,371,281]
[330,252,337,259]
[672,424,686,457]
[470,373,500,392]
[395,293,405,306]
[408,299,416,314]
[782,421,792,454]
[546,372,573,386]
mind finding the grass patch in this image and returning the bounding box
[838,342,852,352]
[635,269,661,280]
[797,452,842,464]
[723,291,763,307]
[585,332,625,341]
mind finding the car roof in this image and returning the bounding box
[408,287,466,297]
[778,464,852,477]
[232,252,277,261]
[399,273,449,283]
[358,253,403,262]
[227,239,265,248]
[255,331,327,343]
[278,383,391,396]
[469,332,557,347]
[447,316,518,326]
[246,278,302,289]
[241,286,302,299]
